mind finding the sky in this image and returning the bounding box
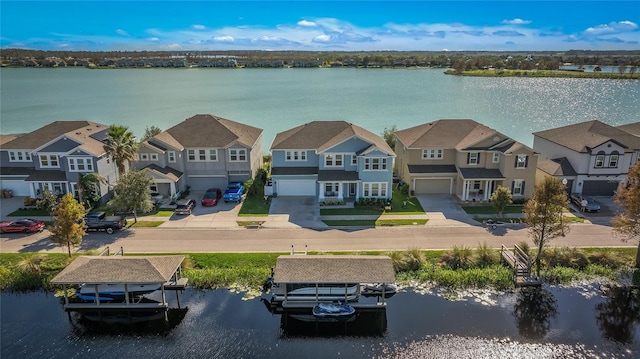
[1,1,639,52]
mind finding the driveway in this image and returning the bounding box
[159,191,243,229]
[268,196,325,229]
[415,194,477,227]
[1,196,26,221]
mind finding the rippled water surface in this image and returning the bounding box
[1,68,638,148]
[1,285,638,359]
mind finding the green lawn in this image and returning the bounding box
[129,221,164,228]
[320,207,382,215]
[462,205,524,215]
[322,219,428,227]
[8,208,49,217]
[238,191,271,216]
[386,188,424,214]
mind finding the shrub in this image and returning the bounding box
[587,251,628,269]
[633,269,640,286]
[399,183,410,196]
[543,247,589,269]
[388,248,425,272]
[441,245,474,269]
[475,242,498,267]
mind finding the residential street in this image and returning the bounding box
[0,222,633,254]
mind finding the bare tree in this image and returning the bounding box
[611,161,640,268]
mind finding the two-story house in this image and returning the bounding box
[533,120,640,196]
[134,114,263,196]
[0,121,117,201]
[269,121,395,202]
[395,119,538,201]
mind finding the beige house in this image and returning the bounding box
[395,119,538,201]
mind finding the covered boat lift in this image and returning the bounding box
[50,255,187,311]
[270,255,396,309]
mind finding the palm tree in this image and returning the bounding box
[77,172,106,209]
[103,125,138,177]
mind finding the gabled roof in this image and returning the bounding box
[270,121,394,155]
[1,121,109,157]
[533,120,640,153]
[50,255,185,284]
[617,122,640,137]
[395,119,523,152]
[537,157,578,177]
[0,134,25,146]
[273,255,395,284]
[157,114,262,149]
[141,164,183,182]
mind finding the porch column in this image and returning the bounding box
[462,180,469,200]
[484,181,491,200]
[338,183,343,201]
[169,182,176,197]
[318,182,325,201]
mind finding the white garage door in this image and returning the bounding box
[277,180,316,196]
[188,177,226,191]
[0,179,30,196]
[414,178,452,194]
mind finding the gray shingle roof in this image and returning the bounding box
[534,120,640,153]
[142,164,184,181]
[617,122,640,137]
[160,114,262,148]
[458,168,505,179]
[407,165,458,174]
[317,170,360,181]
[273,255,395,284]
[50,255,185,284]
[271,167,318,176]
[537,157,577,177]
[25,170,68,181]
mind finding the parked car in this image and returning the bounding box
[223,182,245,203]
[581,197,601,213]
[174,199,196,215]
[483,219,506,230]
[570,193,584,206]
[201,188,222,207]
[0,219,45,233]
[84,212,127,235]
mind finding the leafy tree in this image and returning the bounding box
[381,125,397,151]
[490,185,512,216]
[141,125,162,142]
[49,193,86,257]
[103,125,139,177]
[36,189,57,221]
[524,176,570,276]
[611,161,640,268]
[108,170,154,223]
[77,172,106,209]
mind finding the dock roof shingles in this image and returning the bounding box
[50,256,185,284]
[273,255,395,284]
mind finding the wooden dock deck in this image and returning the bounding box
[501,244,541,287]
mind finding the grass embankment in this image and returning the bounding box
[2,247,637,293]
[444,69,640,79]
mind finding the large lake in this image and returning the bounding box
[1,285,639,358]
[1,68,639,149]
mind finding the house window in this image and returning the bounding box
[187,148,217,162]
[325,154,343,167]
[595,154,605,168]
[422,149,443,160]
[492,152,500,163]
[468,152,479,165]
[516,154,528,168]
[473,181,481,190]
[150,184,158,193]
[140,153,149,161]
[168,151,176,163]
[609,154,619,168]
[39,154,59,168]
[8,151,31,162]
[285,151,306,161]
[68,158,94,172]
[513,180,525,195]
[363,183,387,197]
[150,153,158,161]
[324,183,339,196]
[364,158,388,170]
[351,155,357,166]
[229,149,247,162]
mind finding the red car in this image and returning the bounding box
[201,188,222,207]
[0,219,45,233]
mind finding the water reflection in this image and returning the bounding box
[69,307,189,336]
[280,309,387,337]
[512,287,558,340]
[595,285,640,344]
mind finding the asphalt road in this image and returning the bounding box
[1,223,634,254]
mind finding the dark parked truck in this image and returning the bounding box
[84,212,127,234]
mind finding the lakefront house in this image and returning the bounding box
[533,120,640,196]
[268,121,395,202]
[394,119,538,201]
[134,114,263,197]
[0,121,118,201]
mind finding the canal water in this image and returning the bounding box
[1,284,638,358]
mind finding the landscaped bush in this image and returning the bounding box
[475,242,498,267]
[399,183,409,196]
[387,248,425,272]
[543,247,589,269]
[587,251,629,269]
[441,245,474,269]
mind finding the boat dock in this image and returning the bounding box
[501,244,542,287]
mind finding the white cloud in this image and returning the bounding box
[213,36,234,42]
[584,20,638,35]
[313,34,331,43]
[192,24,206,30]
[115,29,129,36]
[297,20,317,27]
[501,19,532,25]
[148,37,159,42]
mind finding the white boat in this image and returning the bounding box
[312,302,356,318]
[270,283,360,302]
[78,283,161,302]
[361,283,397,298]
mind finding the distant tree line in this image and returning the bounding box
[2,48,640,69]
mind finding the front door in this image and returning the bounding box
[349,183,356,196]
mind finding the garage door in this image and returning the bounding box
[188,177,226,191]
[0,179,30,196]
[277,180,316,196]
[414,178,452,194]
[582,180,619,196]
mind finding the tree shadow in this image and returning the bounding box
[18,230,135,253]
[595,285,640,344]
[512,286,558,341]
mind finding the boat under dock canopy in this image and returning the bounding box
[50,255,186,310]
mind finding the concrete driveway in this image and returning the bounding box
[159,191,243,229]
[415,194,477,227]
[268,196,324,228]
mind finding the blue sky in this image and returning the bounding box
[2,1,639,51]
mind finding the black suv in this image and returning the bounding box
[174,199,196,215]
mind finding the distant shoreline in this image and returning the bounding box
[444,69,639,79]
